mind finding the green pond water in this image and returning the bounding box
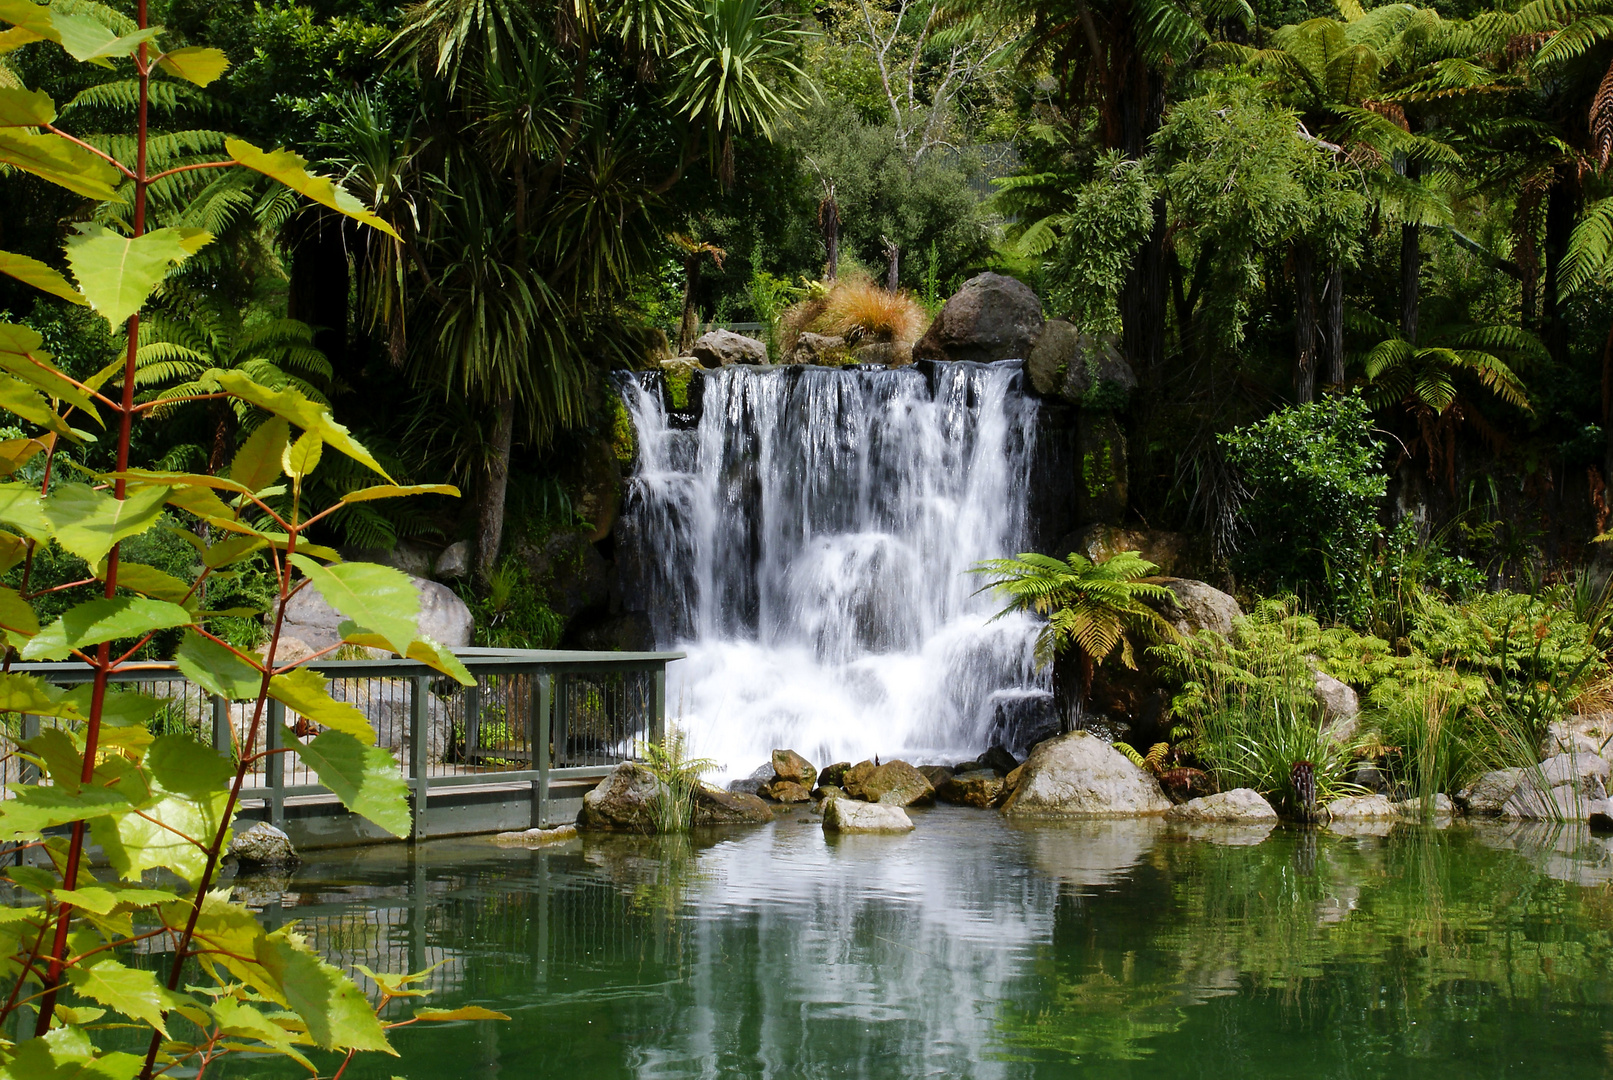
[218,808,1613,1079]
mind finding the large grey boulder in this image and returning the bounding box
[692,328,768,367]
[913,273,1044,364]
[1313,670,1361,744]
[1460,754,1612,819]
[822,798,915,834]
[229,821,299,868]
[1026,320,1136,410]
[1150,578,1243,639]
[1165,788,1278,823]
[578,763,666,832]
[434,541,469,580]
[278,571,473,652]
[1001,731,1171,818]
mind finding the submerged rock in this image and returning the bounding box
[822,798,915,834]
[229,821,299,868]
[843,760,935,806]
[771,748,818,790]
[1164,788,1278,823]
[1000,732,1171,818]
[692,786,774,826]
[494,824,579,845]
[913,272,1044,365]
[579,763,666,832]
[937,770,1005,808]
[1324,794,1399,821]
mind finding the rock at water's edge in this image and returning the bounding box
[817,761,852,788]
[578,763,665,832]
[229,821,299,868]
[771,748,817,790]
[1164,788,1278,823]
[843,760,935,806]
[1325,794,1399,821]
[692,786,774,826]
[937,770,1005,808]
[692,328,768,367]
[823,799,915,834]
[913,273,1044,365]
[1001,731,1171,818]
[761,779,813,803]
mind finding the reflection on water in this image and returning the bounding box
[218,811,1613,1079]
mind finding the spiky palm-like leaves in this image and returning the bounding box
[971,551,1178,693]
[1358,311,1541,414]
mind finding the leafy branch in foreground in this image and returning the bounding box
[0,4,501,1077]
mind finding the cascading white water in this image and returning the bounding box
[617,361,1055,776]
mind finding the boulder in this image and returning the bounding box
[1070,525,1189,579]
[435,540,470,580]
[578,763,665,832]
[842,760,935,806]
[344,540,432,578]
[278,572,473,652]
[1164,788,1278,823]
[1394,793,1454,818]
[788,331,848,366]
[1000,731,1171,818]
[692,328,768,367]
[1590,800,1613,833]
[658,356,703,410]
[1324,794,1399,821]
[1544,713,1613,758]
[1462,755,1613,819]
[918,764,955,787]
[1540,751,1611,795]
[912,273,1044,365]
[978,745,1020,776]
[813,785,846,802]
[1458,768,1526,815]
[936,770,1005,809]
[771,749,817,790]
[1313,670,1361,744]
[822,798,915,834]
[691,786,774,826]
[1026,320,1136,410]
[817,761,852,788]
[229,821,299,868]
[761,779,813,804]
[852,341,915,367]
[727,763,775,796]
[1150,578,1243,639]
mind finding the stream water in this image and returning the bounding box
[217,813,1613,1079]
[616,362,1056,776]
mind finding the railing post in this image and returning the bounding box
[551,673,568,773]
[266,699,285,832]
[535,672,552,829]
[211,695,231,760]
[410,676,429,842]
[652,664,666,746]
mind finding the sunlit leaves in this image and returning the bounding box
[414,1006,512,1021]
[256,929,395,1052]
[343,633,475,685]
[269,667,376,745]
[22,596,193,660]
[0,129,120,199]
[63,223,213,329]
[95,785,227,883]
[65,960,174,1036]
[224,139,401,240]
[1,1026,144,1080]
[281,429,322,478]
[207,371,390,479]
[340,482,460,504]
[228,416,288,492]
[0,249,83,306]
[289,555,419,654]
[0,785,130,838]
[43,482,171,564]
[176,629,263,701]
[154,46,228,86]
[146,733,232,797]
[283,727,410,837]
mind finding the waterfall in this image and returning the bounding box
[616,361,1055,776]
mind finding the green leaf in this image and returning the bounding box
[0,433,48,477]
[0,86,53,126]
[0,373,74,436]
[68,24,161,64]
[284,727,409,837]
[147,733,232,796]
[0,0,56,44]
[0,584,37,636]
[0,129,120,199]
[109,468,254,495]
[155,45,228,85]
[289,555,418,655]
[2,1027,144,1080]
[97,560,190,604]
[0,249,83,308]
[43,482,172,564]
[268,668,375,745]
[228,416,288,492]
[256,928,395,1052]
[281,428,321,478]
[64,223,212,329]
[208,372,390,480]
[165,482,234,522]
[209,997,315,1068]
[175,628,263,701]
[0,672,81,717]
[21,726,81,791]
[23,596,193,660]
[65,958,173,1035]
[413,1006,511,1021]
[340,483,460,504]
[0,319,98,415]
[59,684,167,727]
[202,533,266,569]
[0,784,129,838]
[344,633,474,686]
[225,139,400,240]
[0,477,48,541]
[94,787,226,883]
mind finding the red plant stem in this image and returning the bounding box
[33,4,151,1038]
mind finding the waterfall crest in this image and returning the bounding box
[617,361,1054,775]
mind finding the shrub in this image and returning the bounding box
[780,272,930,356]
[1221,393,1387,622]
[461,559,565,649]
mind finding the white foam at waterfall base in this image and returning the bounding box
[617,361,1054,779]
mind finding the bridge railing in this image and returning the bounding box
[0,647,683,838]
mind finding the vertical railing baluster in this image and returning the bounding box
[266,699,285,831]
[409,676,429,841]
[652,663,667,748]
[463,678,481,767]
[211,694,230,761]
[536,672,552,829]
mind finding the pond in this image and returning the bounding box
[220,808,1613,1079]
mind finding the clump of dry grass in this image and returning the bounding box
[780,273,930,357]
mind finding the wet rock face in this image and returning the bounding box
[1000,731,1171,818]
[579,763,666,832]
[817,762,852,788]
[692,786,774,826]
[1164,788,1278,823]
[842,760,935,806]
[913,273,1044,365]
[761,780,813,804]
[822,798,914,834]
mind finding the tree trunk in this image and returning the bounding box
[678,254,701,355]
[1400,221,1420,344]
[1293,242,1317,404]
[206,399,233,476]
[475,393,516,583]
[1542,165,1580,367]
[820,196,841,281]
[1120,196,1169,385]
[883,236,900,292]
[1321,258,1345,384]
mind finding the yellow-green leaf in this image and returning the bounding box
[99,560,191,603]
[0,129,120,199]
[155,45,228,85]
[0,25,45,53]
[176,628,263,701]
[290,555,418,654]
[229,416,288,491]
[0,583,37,636]
[0,478,49,542]
[22,595,193,660]
[0,86,54,126]
[340,483,460,504]
[281,428,321,478]
[0,0,54,43]
[0,249,82,306]
[64,223,213,328]
[344,633,474,686]
[208,371,389,480]
[257,928,395,1053]
[0,784,129,838]
[284,727,409,837]
[413,1006,511,1021]
[0,434,49,477]
[225,138,400,240]
[111,467,253,495]
[202,533,266,569]
[65,959,173,1035]
[147,732,232,796]
[95,787,226,883]
[165,482,234,522]
[0,672,81,717]
[268,667,375,745]
[43,481,172,564]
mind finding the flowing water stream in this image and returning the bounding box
[616,361,1056,775]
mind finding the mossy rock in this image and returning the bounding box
[610,396,636,470]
